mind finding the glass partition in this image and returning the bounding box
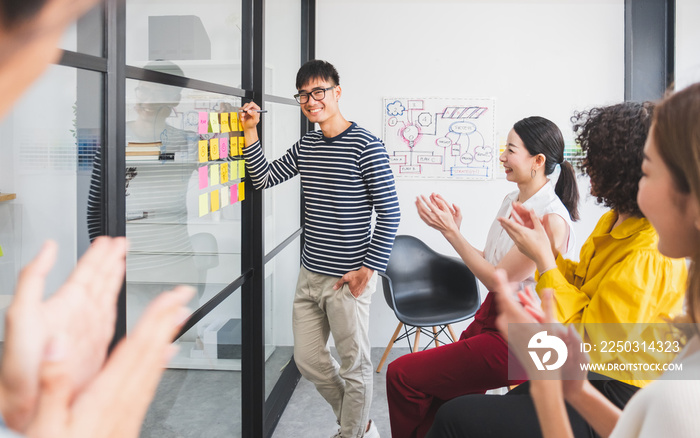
[60,4,105,57]
[265,0,301,98]
[0,64,103,329]
[264,236,301,400]
[262,101,302,254]
[126,0,243,87]
[142,291,242,436]
[122,78,244,356]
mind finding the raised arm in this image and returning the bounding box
[493,273,623,438]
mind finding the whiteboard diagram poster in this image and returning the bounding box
[382,97,496,180]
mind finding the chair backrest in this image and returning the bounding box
[382,235,480,326]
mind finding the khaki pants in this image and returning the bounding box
[293,266,377,438]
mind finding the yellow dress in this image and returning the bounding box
[537,210,687,387]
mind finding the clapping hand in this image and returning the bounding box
[415,193,463,235]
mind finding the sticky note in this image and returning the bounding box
[211,189,220,212]
[198,112,208,134]
[198,166,208,189]
[198,140,208,163]
[237,115,243,131]
[238,182,245,201]
[230,112,238,132]
[231,184,238,204]
[219,137,229,158]
[220,186,229,207]
[221,112,230,133]
[209,138,219,160]
[238,160,245,178]
[220,161,229,183]
[199,193,208,217]
[239,136,245,154]
[211,164,220,185]
[230,161,238,180]
[230,136,238,156]
[209,112,220,133]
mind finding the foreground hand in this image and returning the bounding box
[26,285,195,438]
[494,271,588,385]
[0,237,127,431]
[333,266,374,298]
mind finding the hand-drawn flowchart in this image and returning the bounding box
[383,97,496,180]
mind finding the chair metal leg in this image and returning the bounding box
[447,324,458,343]
[413,328,421,352]
[432,326,440,347]
[376,322,404,373]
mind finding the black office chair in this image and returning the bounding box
[375,235,481,372]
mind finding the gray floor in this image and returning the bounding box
[140,346,410,437]
[272,347,411,438]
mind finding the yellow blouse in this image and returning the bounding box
[537,210,687,386]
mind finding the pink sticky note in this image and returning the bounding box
[198,112,208,134]
[231,184,238,204]
[198,166,208,189]
[219,137,229,158]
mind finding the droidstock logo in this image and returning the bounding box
[528,331,568,371]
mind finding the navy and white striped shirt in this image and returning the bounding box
[244,122,401,277]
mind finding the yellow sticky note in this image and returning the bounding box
[209,138,219,160]
[238,182,245,201]
[220,161,229,183]
[237,116,243,131]
[198,140,208,163]
[220,186,230,207]
[220,112,230,133]
[211,164,220,186]
[198,193,208,217]
[211,189,220,211]
[239,136,245,154]
[230,161,238,180]
[230,112,238,132]
[209,112,220,133]
[230,136,238,157]
[239,160,245,178]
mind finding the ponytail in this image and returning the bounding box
[554,160,579,221]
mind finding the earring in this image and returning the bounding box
[531,169,536,179]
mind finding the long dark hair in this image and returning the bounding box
[513,116,579,221]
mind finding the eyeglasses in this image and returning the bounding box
[294,86,335,104]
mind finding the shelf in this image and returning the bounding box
[0,193,16,202]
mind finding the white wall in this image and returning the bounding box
[676,0,700,90]
[315,0,624,347]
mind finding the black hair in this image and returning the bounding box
[572,102,654,217]
[296,59,340,90]
[0,0,47,28]
[513,116,580,221]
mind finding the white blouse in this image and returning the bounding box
[482,181,575,267]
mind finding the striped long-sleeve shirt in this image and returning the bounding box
[244,122,401,277]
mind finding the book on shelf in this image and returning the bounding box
[125,155,159,161]
[127,141,162,147]
[125,150,160,156]
[126,147,161,153]
[125,153,175,162]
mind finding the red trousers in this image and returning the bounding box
[386,292,525,438]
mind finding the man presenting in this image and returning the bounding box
[240,60,400,438]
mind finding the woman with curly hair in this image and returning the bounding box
[424,101,688,438]
[488,83,700,438]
